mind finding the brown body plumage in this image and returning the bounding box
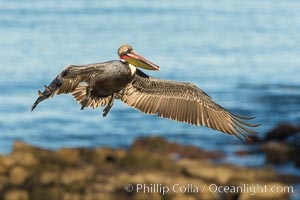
[32,45,259,141]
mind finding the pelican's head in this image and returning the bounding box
[118,44,160,70]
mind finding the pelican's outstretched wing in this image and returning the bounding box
[121,69,259,140]
[31,65,92,111]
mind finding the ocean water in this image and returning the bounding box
[0,0,300,171]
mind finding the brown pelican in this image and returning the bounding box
[32,44,259,140]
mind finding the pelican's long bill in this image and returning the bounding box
[121,50,160,71]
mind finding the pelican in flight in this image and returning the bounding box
[32,45,259,140]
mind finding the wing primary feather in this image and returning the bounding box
[230,115,261,127]
[230,118,258,135]
[232,125,251,141]
[219,112,236,135]
[230,113,257,120]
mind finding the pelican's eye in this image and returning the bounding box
[127,48,132,53]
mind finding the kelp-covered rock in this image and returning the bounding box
[232,123,300,169]
[263,124,299,141]
[260,123,300,168]
[9,166,30,186]
[4,189,28,200]
[0,137,296,200]
[131,136,223,160]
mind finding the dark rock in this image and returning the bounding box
[92,147,126,166]
[277,174,300,184]
[295,159,300,168]
[131,136,223,160]
[262,142,293,164]
[30,187,63,200]
[0,175,8,192]
[261,141,300,167]
[263,124,299,141]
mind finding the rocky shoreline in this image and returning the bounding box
[0,124,299,200]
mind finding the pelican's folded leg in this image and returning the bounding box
[103,94,115,117]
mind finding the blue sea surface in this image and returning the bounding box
[0,0,300,174]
